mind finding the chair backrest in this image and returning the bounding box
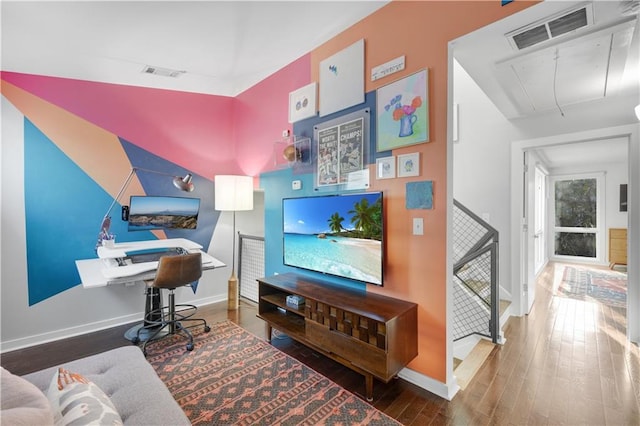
[151,252,202,289]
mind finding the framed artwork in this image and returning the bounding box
[397,153,420,177]
[406,181,433,210]
[319,39,364,117]
[316,117,364,186]
[289,82,317,123]
[314,108,370,188]
[376,156,396,179]
[376,69,429,152]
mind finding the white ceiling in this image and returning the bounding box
[2,1,636,168]
[453,0,639,168]
[1,1,388,97]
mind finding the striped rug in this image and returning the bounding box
[146,320,401,426]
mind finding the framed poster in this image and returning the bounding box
[319,39,365,117]
[376,69,429,152]
[316,117,364,187]
[288,82,317,123]
[317,126,339,186]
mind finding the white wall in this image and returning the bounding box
[0,98,265,352]
[452,60,523,298]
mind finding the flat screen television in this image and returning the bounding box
[128,196,200,231]
[282,192,383,285]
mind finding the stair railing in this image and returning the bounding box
[452,199,499,344]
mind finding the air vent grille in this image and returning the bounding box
[548,8,588,38]
[507,5,593,50]
[512,25,550,50]
[141,65,185,78]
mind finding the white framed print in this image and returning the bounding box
[289,82,317,123]
[319,39,364,116]
[376,156,396,179]
[397,153,420,177]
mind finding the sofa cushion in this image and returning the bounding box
[1,366,54,426]
[47,367,123,426]
[22,346,190,425]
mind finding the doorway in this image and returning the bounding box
[511,126,638,344]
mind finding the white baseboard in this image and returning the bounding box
[398,367,460,401]
[0,294,226,353]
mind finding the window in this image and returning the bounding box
[550,173,604,261]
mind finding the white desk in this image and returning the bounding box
[76,238,225,288]
[76,238,225,342]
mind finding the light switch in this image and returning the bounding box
[413,218,424,235]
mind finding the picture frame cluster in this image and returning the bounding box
[376,152,420,179]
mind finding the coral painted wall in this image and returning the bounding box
[260,0,537,388]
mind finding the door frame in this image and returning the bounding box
[510,124,639,344]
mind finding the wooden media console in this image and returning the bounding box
[257,273,418,401]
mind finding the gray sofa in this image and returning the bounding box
[8,346,190,425]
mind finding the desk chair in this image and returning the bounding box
[132,252,210,355]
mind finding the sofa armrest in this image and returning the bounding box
[22,346,189,426]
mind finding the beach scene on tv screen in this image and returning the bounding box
[128,196,200,231]
[283,193,382,285]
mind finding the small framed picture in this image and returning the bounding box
[376,156,396,179]
[398,153,420,177]
[289,82,317,123]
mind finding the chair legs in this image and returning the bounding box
[132,288,210,356]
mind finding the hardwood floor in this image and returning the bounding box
[2,262,639,424]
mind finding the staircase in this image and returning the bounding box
[452,199,512,389]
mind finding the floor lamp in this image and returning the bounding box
[215,175,254,310]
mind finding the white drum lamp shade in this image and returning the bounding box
[215,175,254,211]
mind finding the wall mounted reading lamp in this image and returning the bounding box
[214,175,254,310]
[96,167,195,249]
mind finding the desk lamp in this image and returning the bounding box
[214,175,254,310]
[97,167,195,249]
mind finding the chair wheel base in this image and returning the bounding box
[186,343,194,351]
[204,325,211,333]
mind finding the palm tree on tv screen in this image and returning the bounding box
[328,212,345,233]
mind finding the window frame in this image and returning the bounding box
[548,172,605,263]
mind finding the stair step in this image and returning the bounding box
[454,339,495,390]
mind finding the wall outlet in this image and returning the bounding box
[413,218,424,235]
[292,180,302,190]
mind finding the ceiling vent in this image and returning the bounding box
[506,4,594,50]
[141,65,185,78]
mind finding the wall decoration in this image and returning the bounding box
[376,69,429,152]
[397,152,420,177]
[317,116,364,187]
[288,82,317,123]
[406,180,433,210]
[319,39,365,117]
[371,55,405,81]
[376,156,396,179]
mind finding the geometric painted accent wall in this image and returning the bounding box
[23,119,217,305]
[3,79,219,305]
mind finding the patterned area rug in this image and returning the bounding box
[146,320,400,426]
[557,266,627,308]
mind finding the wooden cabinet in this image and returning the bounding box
[609,228,627,268]
[257,273,418,401]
